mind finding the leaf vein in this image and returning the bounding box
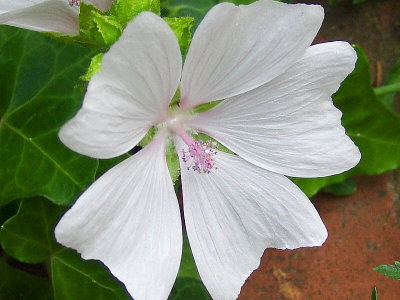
[2,121,84,189]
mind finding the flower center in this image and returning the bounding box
[69,0,80,6]
[165,117,217,174]
[182,139,218,173]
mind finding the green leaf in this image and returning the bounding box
[164,17,194,55]
[293,46,400,197]
[170,233,211,299]
[321,177,357,196]
[0,201,19,226]
[0,27,98,206]
[161,0,216,29]
[0,198,64,264]
[377,60,400,109]
[292,174,348,198]
[0,258,53,300]
[52,3,108,48]
[111,0,161,27]
[371,287,378,300]
[92,13,123,46]
[51,249,130,300]
[54,0,161,48]
[80,53,104,82]
[374,261,400,280]
[77,3,122,47]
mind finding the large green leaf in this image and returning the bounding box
[0,27,98,206]
[0,258,53,300]
[0,198,131,299]
[51,249,130,300]
[0,198,64,263]
[293,46,400,197]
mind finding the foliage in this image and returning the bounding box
[377,60,400,109]
[321,177,357,196]
[371,287,378,300]
[53,0,160,48]
[0,258,53,300]
[374,262,400,280]
[0,27,98,206]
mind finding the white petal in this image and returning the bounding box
[188,42,360,178]
[176,138,327,300]
[56,134,182,300]
[0,0,79,35]
[84,0,114,11]
[180,0,323,110]
[0,0,44,12]
[59,12,182,159]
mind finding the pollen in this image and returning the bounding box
[182,140,218,174]
[164,114,218,174]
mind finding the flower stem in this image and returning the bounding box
[374,82,400,96]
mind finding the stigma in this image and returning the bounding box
[182,140,218,173]
[165,116,217,174]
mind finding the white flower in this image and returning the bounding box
[54,1,360,299]
[0,0,113,35]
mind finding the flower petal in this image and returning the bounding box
[0,0,79,35]
[179,0,323,110]
[84,0,114,11]
[177,139,327,300]
[188,42,360,178]
[56,134,182,300]
[0,0,43,12]
[59,12,182,159]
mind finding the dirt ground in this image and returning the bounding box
[238,1,400,299]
